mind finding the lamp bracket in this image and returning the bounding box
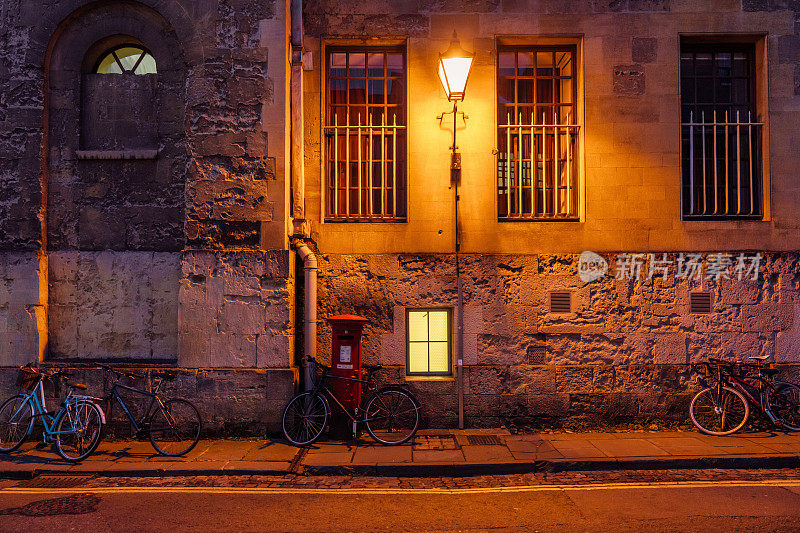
[436,108,469,125]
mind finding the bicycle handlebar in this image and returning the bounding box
[20,365,71,380]
[96,363,144,380]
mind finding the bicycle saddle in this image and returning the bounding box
[749,355,771,361]
[362,364,383,372]
[68,382,88,390]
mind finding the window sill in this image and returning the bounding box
[76,149,159,160]
[404,374,454,382]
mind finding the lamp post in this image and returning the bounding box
[438,31,474,180]
[437,32,473,430]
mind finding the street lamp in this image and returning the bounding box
[437,31,474,176]
[437,32,473,432]
[438,31,474,101]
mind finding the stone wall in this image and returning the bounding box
[48,251,179,362]
[0,0,294,371]
[178,250,295,369]
[316,251,800,427]
[0,252,47,367]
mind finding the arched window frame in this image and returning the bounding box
[93,44,157,75]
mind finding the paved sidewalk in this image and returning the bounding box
[2,428,800,478]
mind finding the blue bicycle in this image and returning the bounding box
[0,365,105,461]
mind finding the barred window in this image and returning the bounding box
[325,48,407,221]
[681,43,762,218]
[497,46,579,220]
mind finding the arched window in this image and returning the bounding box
[95,45,157,74]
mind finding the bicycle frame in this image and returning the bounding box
[14,378,99,439]
[313,372,376,423]
[107,382,165,434]
[707,364,781,424]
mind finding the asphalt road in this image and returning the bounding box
[2,479,800,532]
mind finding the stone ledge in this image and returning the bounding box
[76,149,159,160]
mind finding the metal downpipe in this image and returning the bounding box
[294,242,317,391]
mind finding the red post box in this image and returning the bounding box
[327,314,369,412]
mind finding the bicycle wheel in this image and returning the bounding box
[149,399,202,456]
[768,382,800,431]
[689,386,749,436]
[364,387,420,445]
[282,392,328,446]
[0,395,33,453]
[54,401,104,462]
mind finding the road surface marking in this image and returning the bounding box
[2,479,800,496]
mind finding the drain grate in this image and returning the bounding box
[466,435,503,446]
[0,493,100,516]
[16,475,94,489]
[412,434,459,451]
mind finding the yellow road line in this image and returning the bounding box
[2,479,800,496]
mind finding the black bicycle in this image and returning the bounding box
[98,364,202,456]
[282,356,421,446]
[690,356,800,435]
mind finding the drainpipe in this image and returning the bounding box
[290,0,305,221]
[293,241,317,391]
[289,2,315,390]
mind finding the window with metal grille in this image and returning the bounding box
[325,48,407,221]
[497,46,579,220]
[680,43,762,219]
[549,291,572,313]
[406,309,452,376]
[690,291,712,314]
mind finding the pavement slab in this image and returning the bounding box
[194,440,261,461]
[412,449,466,463]
[352,445,412,464]
[302,451,354,466]
[549,439,608,458]
[461,445,515,463]
[589,438,672,457]
[241,442,298,462]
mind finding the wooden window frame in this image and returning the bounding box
[496,45,580,221]
[680,42,763,219]
[405,308,453,377]
[324,46,407,222]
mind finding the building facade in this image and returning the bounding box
[1,0,799,433]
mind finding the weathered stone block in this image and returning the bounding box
[613,64,645,95]
[257,329,292,368]
[632,37,657,63]
[221,299,266,335]
[209,333,258,367]
[740,302,794,332]
[652,332,687,363]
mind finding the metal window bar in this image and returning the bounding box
[682,111,762,218]
[325,113,406,221]
[497,114,579,220]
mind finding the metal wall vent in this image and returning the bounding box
[690,291,712,313]
[550,291,572,313]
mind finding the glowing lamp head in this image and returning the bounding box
[438,32,474,101]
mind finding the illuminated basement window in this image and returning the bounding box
[95,45,157,75]
[406,309,452,376]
